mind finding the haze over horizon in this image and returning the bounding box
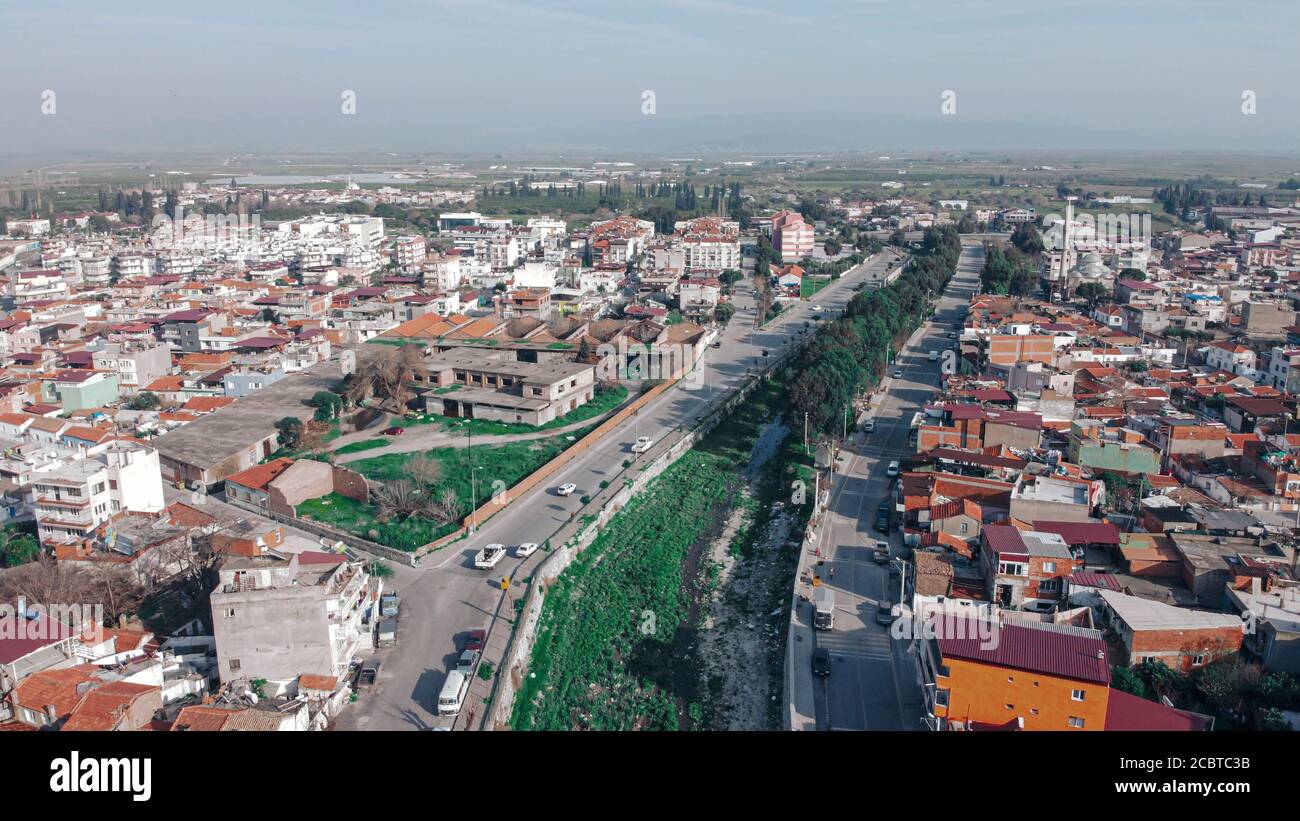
[4,0,1300,157]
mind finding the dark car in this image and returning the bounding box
[811,647,832,677]
[464,629,487,652]
[355,659,380,691]
[875,500,891,532]
[382,426,404,436]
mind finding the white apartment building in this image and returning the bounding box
[395,235,426,271]
[32,442,165,546]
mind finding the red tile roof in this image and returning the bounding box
[224,457,295,492]
[934,617,1111,685]
[1104,688,1211,731]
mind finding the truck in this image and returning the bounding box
[814,587,835,630]
[375,619,397,647]
[379,592,400,618]
[473,543,507,569]
[631,436,654,454]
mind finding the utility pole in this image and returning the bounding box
[804,411,809,452]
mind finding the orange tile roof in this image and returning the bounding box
[62,681,158,731]
[183,396,236,413]
[13,667,99,720]
[170,705,236,731]
[224,457,295,492]
[298,674,339,692]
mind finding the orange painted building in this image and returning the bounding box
[986,334,1055,368]
[920,616,1111,731]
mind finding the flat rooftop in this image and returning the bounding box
[153,359,346,470]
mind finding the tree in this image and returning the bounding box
[0,524,40,567]
[1119,266,1146,281]
[713,302,735,325]
[275,417,304,450]
[1075,281,1110,309]
[823,239,842,257]
[888,229,907,248]
[126,392,161,411]
[1111,665,1148,700]
[1010,223,1044,256]
[405,453,443,490]
[311,391,343,422]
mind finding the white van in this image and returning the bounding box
[928,350,939,362]
[438,670,470,716]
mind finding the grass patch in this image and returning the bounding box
[800,276,831,299]
[299,426,595,551]
[334,439,390,455]
[297,492,455,550]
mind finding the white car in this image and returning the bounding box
[812,305,822,311]
[631,436,654,454]
[862,419,875,433]
[886,460,900,478]
[556,483,577,496]
[892,369,903,379]
[515,542,539,558]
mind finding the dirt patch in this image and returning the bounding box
[692,419,800,730]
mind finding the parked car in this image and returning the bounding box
[928,350,939,362]
[886,460,900,478]
[811,647,832,677]
[862,419,875,433]
[456,649,479,675]
[515,542,539,558]
[876,601,895,626]
[464,629,486,652]
[382,426,404,436]
[893,369,903,379]
[556,483,577,496]
[631,436,654,454]
[872,540,890,564]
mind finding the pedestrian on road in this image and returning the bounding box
[829,566,836,580]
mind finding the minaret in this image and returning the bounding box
[1056,197,1075,303]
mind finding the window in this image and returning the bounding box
[228,659,241,672]
[1030,708,1039,716]
[1072,689,1086,702]
[1042,561,1056,573]
[1005,704,1014,710]
[959,522,969,534]
[1039,578,1061,594]
[1067,716,1085,728]
[225,608,236,618]
[1191,654,1206,665]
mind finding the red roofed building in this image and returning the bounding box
[61,681,162,731]
[224,457,295,512]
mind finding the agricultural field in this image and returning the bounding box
[511,376,812,730]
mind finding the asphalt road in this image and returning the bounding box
[807,241,984,731]
[336,249,906,731]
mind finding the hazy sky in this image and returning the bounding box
[4,0,1300,157]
